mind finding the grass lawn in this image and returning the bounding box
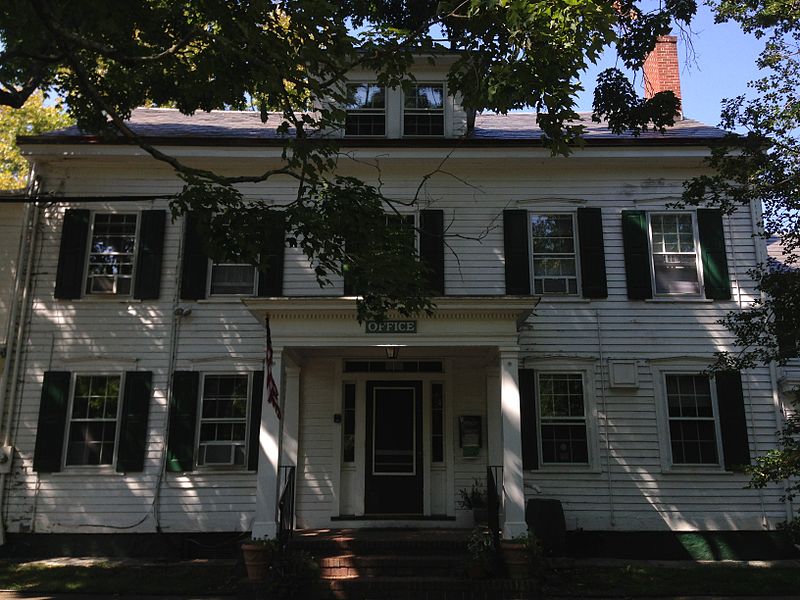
[543,564,800,597]
[0,561,242,595]
[0,560,798,596]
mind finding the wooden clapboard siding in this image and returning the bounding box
[2,150,787,535]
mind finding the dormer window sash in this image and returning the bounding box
[345,83,386,137]
[403,83,445,137]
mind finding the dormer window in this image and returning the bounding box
[345,83,386,136]
[403,84,444,136]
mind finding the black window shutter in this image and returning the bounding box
[167,371,200,472]
[504,210,531,295]
[715,371,751,471]
[621,210,653,299]
[32,371,71,473]
[180,214,209,300]
[577,207,608,298]
[519,368,539,470]
[343,238,361,296]
[133,211,166,300]
[776,304,799,359]
[54,209,90,299]
[697,209,732,300]
[257,212,286,297]
[420,209,445,295]
[116,371,153,473]
[248,371,264,471]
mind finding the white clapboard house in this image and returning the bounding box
[0,37,796,546]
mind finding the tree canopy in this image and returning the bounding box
[0,0,692,318]
[0,90,71,190]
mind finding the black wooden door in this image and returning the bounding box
[365,381,423,515]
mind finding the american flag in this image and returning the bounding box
[266,317,281,419]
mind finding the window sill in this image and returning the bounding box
[197,297,254,304]
[529,465,601,475]
[645,298,714,304]
[536,297,592,304]
[50,468,124,477]
[661,465,729,475]
[70,297,142,304]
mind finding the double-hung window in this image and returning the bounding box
[649,213,703,296]
[209,262,257,296]
[345,83,386,136]
[538,373,589,464]
[403,84,444,136]
[65,374,121,467]
[85,213,138,295]
[665,374,720,465]
[530,213,578,295]
[197,374,250,467]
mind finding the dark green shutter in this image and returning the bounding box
[519,369,539,470]
[621,210,653,299]
[116,371,152,473]
[504,210,531,295]
[54,209,90,299]
[715,371,751,471]
[776,304,799,359]
[167,371,199,472]
[133,210,166,300]
[180,214,208,300]
[32,371,71,473]
[577,207,608,298]
[257,212,285,297]
[420,210,445,295]
[697,209,732,300]
[248,371,264,471]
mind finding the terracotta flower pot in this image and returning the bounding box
[241,542,270,582]
[500,541,530,579]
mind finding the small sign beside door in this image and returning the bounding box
[365,320,417,334]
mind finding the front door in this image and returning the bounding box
[365,381,423,515]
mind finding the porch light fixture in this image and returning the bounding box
[384,346,400,360]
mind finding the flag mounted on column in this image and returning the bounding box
[266,317,281,419]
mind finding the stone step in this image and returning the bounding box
[318,554,466,579]
[289,531,471,558]
[315,576,541,600]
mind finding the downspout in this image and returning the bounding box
[594,308,615,527]
[749,200,794,523]
[0,168,41,545]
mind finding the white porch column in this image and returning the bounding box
[500,351,526,539]
[486,367,502,467]
[280,365,301,468]
[252,347,283,539]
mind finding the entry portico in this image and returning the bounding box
[243,296,538,539]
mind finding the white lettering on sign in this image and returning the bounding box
[364,320,418,334]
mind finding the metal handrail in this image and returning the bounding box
[277,465,296,546]
[487,465,503,548]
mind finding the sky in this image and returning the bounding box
[574,4,765,127]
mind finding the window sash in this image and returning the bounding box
[197,374,250,468]
[64,374,122,467]
[537,372,589,464]
[431,383,444,464]
[345,83,386,136]
[403,84,444,136]
[85,213,138,295]
[664,374,721,466]
[649,213,703,296]
[530,213,579,295]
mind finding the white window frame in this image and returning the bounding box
[195,372,252,470]
[529,211,581,296]
[647,211,705,298]
[62,372,124,470]
[652,362,725,472]
[206,260,258,297]
[402,82,446,137]
[525,359,598,471]
[344,82,387,137]
[84,211,140,297]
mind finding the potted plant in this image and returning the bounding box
[262,547,319,599]
[466,527,496,579]
[500,532,542,579]
[241,537,279,582]
[458,478,488,525]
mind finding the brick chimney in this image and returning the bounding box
[643,35,682,118]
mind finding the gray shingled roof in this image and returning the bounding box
[27,107,727,144]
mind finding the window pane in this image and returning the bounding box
[198,374,249,467]
[530,214,577,295]
[345,84,386,136]
[343,383,356,463]
[404,84,444,136]
[666,374,719,464]
[541,424,588,463]
[651,213,700,295]
[86,213,137,295]
[66,375,121,466]
[432,383,444,463]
